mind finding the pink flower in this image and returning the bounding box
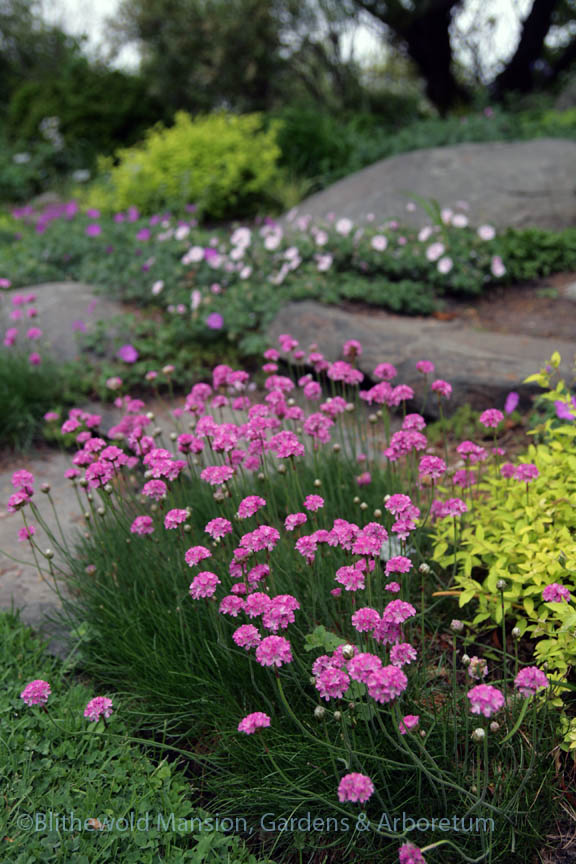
[500,462,516,479]
[164,509,188,529]
[514,463,539,483]
[366,666,408,703]
[8,490,30,512]
[385,556,412,575]
[189,570,220,599]
[426,242,445,262]
[141,479,167,500]
[370,235,387,252]
[315,667,350,701]
[117,344,139,363]
[437,256,453,274]
[337,773,374,803]
[255,635,293,668]
[399,843,427,864]
[398,715,420,735]
[233,625,261,650]
[219,595,244,617]
[28,352,41,366]
[347,652,382,684]
[351,607,381,633]
[304,494,324,512]
[237,496,266,519]
[479,408,504,428]
[390,643,417,667]
[542,583,571,603]
[373,363,397,381]
[12,469,35,493]
[84,696,113,722]
[20,679,51,706]
[130,515,154,535]
[185,546,212,567]
[17,525,36,542]
[343,339,362,358]
[335,564,365,592]
[26,327,42,340]
[431,379,452,398]
[468,656,488,680]
[238,711,271,734]
[285,512,307,531]
[467,684,505,717]
[382,599,416,624]
[205,517,233,540]
[505,392,519,414]
[491,255,506,278]
[356,471,371,486]
[416,360,434,375]
[514,667,549,698]
[85,223,101,237]
[477,225,495,241]
[418,455,446,480]
[201,465,234,486]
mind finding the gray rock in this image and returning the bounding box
[268,301,575,415]
[3,282,128,363]
[289,139,576,231]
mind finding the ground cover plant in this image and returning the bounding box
[0,610,271,863]
[2,199,576,362]
[6,337,573,863]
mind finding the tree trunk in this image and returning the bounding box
[401,5,470,114]
[492,0,560,98]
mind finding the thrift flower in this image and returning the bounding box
[256,635,293,668]
[189,571,220,599]
[467,684,504,717]
[84,697,113,722]
[337,773,374,803]
[20,679,51,706]
[398,715,420,735]
[238,712,270,734]
[542,583,571,602]
[514,667,549,697]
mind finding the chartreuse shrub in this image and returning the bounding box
[85,112,282,219]
[432,354,576,751]
[0,611,270,863]
[6,343,565,863]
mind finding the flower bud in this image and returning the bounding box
[314,706,326,720]
[471,728,485,743]
[97,507,105,517]
[170,432,177,441]
[373,509,382,519]
[342,644,355,660]
[419,563,430,575]
[313,479,322,488]
[277,464,287,475]
[41,483,51,494]
[496,579,507,590]
[462,654,471,666]
[353,496,360,504]
[44,548,54,560]
[360,502,368,511]
[183,524,192,533]
[369,414,377,424]
[104,484,113,494]
[79,478,88,488]
[450,619,464,633]
[257,472,265,481]
[333,711,342,721]
[146,412,155,421]
[333,444,341,453]
[345,403,355,413]
[489,721,500,733]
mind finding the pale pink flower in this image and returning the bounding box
[20,679,51,706]
[164,509,188,529]
[304,494,324,512]
[189,570,220,599]
[431,379,452,398]
[185,545,212,567]
[84,696,113,722]
[233,625,261,650]
[514,667,549,697]
[130,515,154,535]
[467,684,504,717]
[337,773,374,803]
[238,712,270,734]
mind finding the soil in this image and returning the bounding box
[436,272,576,341]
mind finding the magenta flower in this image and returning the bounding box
[20,679,51,706]
[17,525,36,542]
[418,455,446,480]
[200,465,234,486]
[366,666,408,703]
[237,496,266,519]
[467,684,504,717]
[399,843,427,864]
[390,643,418,667]
[189,571,221,599]
[85,223,102,237]
[185,545,212,567]
[255,635,293,668]
[206,312,224,330]
[130,515,154,535]
[117,344,139,363]
[238,711,270,734]
[164,509,189,529]
[26,327,42,341]
[233,625,261,650]
[285,512,307,531]
[542,583,571,603]
[315,667,350,701]
[337,773,374,803]
[431,379,452,398]
[514,463,539,483]
[84,696,113,722]
[514,667,549,698]
[28,352,41,366]
[479,408,504,428]
[398,715,420,735]
[416,360,434,375]
[351,607,380,633]
[205,517,233,540]
[304,494,324,512]
[505,392,519,414]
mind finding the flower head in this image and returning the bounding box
[337,773,374,803]
[467,684,504,717]
[84,696,113,722]
[20,679,51,706]
[238,712,270,734]
[514,667,549,698]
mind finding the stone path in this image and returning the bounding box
[268,300,575,415]
[290,139,576,230]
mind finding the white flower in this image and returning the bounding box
[370,235,387,252]
[335,218,353,236]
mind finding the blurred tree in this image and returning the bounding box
[351,0,576,113]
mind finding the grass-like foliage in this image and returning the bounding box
[8,338,569,863]
[0,611,270,863]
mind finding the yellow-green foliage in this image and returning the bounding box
[85,111,282,219]
[433,356,576,692]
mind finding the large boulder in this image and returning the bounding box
[268,301,574,415]
[289,139,576,230]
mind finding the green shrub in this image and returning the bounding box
[432,354,576,704]
[86,112,282,219]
